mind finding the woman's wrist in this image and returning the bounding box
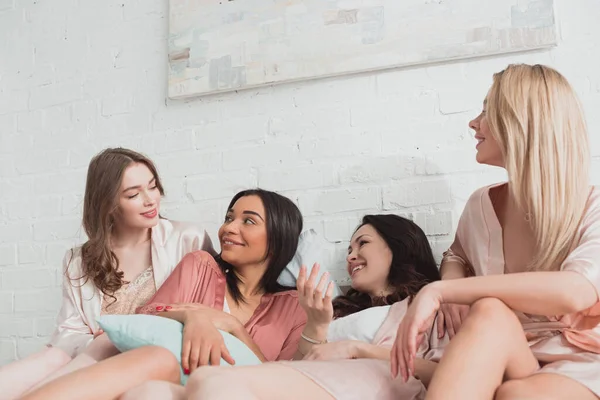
[302,321,329,342]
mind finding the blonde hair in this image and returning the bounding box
[486,64,590,271]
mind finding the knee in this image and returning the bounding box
[44,347,72,368]
[119,381,183,400]
[468,298,519,326]
[186,367,231,400]
[495,379,534,400]
[138,346,181,383]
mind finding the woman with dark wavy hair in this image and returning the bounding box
[179,214,444,400]
[0,147,214,400]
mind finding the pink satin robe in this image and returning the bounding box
[138,251,308,362]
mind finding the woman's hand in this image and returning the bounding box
[436,303,470,339]
[165,303,241,333]
[303,341,360,361]
[181,311,236,374]
[297,264,335,327]
[391,285,442,382]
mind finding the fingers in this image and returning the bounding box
[209,345,222,367]
[313,271,329,306]
[197,343,210,371]
[436,311,445,339]
[181,338,192,372]
[221,344,235,365]
[446,309,456,338]
[297,265,307,293]
[323,282,334,309]
[305,264,320,297]
[390,341,398,378]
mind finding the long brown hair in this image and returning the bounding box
[74,148,164,299]
[332,214,440,319]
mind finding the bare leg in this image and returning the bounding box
[186,364,334,400]
[21,346,180,400]
[27,334,120,391]
[0,346,71,400]
[426,298,539,400]
[495,373,598,400]
[119,381,185,400]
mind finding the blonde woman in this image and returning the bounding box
[0,148,214,399]
[392,64,600,399]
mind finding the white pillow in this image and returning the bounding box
[278,229,342,298]
[327,305,391,343]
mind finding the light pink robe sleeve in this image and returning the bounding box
[276,309,306,361]
[49,249,94,357]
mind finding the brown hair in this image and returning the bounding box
[332,214,440,319]
[74,148,164,300]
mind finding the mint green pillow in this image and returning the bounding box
[97,314,262,385]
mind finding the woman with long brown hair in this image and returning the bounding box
[0,147,214,399]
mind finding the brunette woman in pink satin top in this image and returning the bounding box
[21,189,308,400]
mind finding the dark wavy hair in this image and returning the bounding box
[216,189,303,304]
[332,214,440,318]
[72,148,164,302]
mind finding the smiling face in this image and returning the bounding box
[469,97,504,167]
[346,224,393,297]
[218,195,269,268]
[114,162,161,230]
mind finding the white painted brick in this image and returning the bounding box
[46,243,73,269]
[18,243,45,265]
[0,318,34,338]
[0,244,16,266]
[338,156,416,185]
[14,289,61,313]
[0,89,29,114]
[0,0,14,12]
[16,110,44,133]
[419,149,483,175]
[34,170,86,195]
[94,111,151,137]
[0,156,16,178]
[383,179,453,209]
[33,219,82,241]
[35,317,57,337]
[0,292,13,313]
[43,105,72,134]
[6,197,62,221]
[0,133,32,155]
[258,163,336,191]
[153,101,221,131]
[591,157,600,186]
[197,116,268,148]
[222,142,301,171]
[28,79,83,110]
[151,129,195,155]
[101,94,135,116]
[162,200,223,225]
[61,194,83,216]
[17,337,49,359]
[298,130,381,160]
[186,170,258,201]
[1,269,55,289]
[323,216,362,243]
[299,188,380,216]
[0,339,16,363]
[14,150,70,175]
[0,222,33,244]
[157,151,221,178]
[413,210,453,236]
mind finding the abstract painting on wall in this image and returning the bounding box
[168,0,557,99]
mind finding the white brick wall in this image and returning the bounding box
[0,0,599,364]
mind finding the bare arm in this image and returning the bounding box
[434,271,597,315]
